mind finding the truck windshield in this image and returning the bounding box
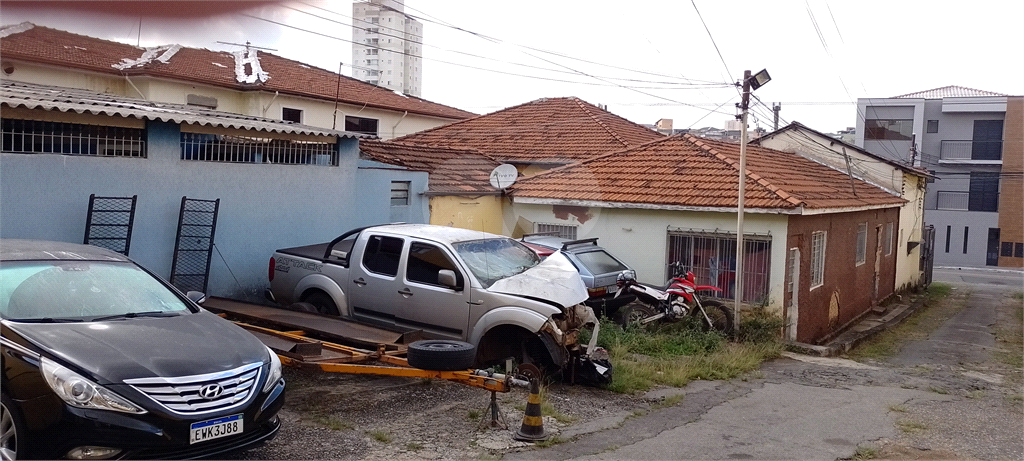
[452,238,540,288]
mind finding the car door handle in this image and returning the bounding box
[353,278,367,286]
[398,288,413,297]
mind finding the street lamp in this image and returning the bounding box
[734,69,770,339]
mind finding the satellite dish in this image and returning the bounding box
[489,164,518,189]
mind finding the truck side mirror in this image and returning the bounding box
[438,270,460,290]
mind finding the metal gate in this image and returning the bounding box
[919,224,935,286]
[169,197,220,294]
[83,194,137,255]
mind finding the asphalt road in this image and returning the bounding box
[506,266,1024,460]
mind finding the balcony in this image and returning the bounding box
[939,140,1003,164]
[934,191,969,211]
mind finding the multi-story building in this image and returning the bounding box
[855,86,1023,268]
[351,0,423,97]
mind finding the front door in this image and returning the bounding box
[987,228,1001,266]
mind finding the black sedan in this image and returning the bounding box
[0,239,284,459]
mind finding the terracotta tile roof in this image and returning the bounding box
[0,23,474,120]
[359,140,501,194]
[391,97,665,164]
[893,85,1007,99]
[511,134,906,212]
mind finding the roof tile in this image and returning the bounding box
[0,23,474,120]
[511,134,906,211]
[391,97,665,164]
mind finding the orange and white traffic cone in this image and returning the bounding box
[514,378,548,442]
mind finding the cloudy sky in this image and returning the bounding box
[3,0,1020,133]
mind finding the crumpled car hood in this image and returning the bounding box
[488,251,588,308]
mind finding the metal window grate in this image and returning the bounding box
[667,229,772,304]
[169,197,219,294]
[180,132,337,166]
[2,118,145,157]
[83,194,137,255]
[535,223,577,240]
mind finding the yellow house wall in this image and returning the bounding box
[429,195,504,234]
[3,62,458,140]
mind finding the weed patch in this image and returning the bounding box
[312,416,353,431]
[368,430,392,443]
[595,317,782,394]
[847,283,960,360]
[851,446,878,460]
[896,420,927,433]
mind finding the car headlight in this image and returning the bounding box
[40,357,146,414]
[262,346,282,393]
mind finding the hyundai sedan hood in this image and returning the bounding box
[7,311,267,383]
[488,251,588,307]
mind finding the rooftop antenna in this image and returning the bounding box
[216,41,278,52]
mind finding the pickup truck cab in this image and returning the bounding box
[266,224,602,372]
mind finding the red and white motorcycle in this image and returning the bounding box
[614,263,734,335]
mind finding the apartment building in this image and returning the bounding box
[855,86,1023,268]
[352,0,423,96]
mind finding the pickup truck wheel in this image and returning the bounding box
[407,340,476,371]
[304,292,340,316]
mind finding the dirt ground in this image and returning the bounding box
[228,281,1023,460]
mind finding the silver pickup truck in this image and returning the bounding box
[266,224,607,378]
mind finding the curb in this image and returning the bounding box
[784,293,930,357]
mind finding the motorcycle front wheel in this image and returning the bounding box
[615,302,658,329]
[696,300,734,336]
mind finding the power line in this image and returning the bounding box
[240,12,732,91]
[286,3,728,89]
[690,0,733,83]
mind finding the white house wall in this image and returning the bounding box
[505,203,790,312]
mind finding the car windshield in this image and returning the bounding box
[452,238,540,288]
[0,261,191,321]
[574,250,629,276]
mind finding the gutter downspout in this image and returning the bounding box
[391,111,408,139]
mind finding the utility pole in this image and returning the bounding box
[735,69,770,340]
[909,133,918,167]
[735,70,751,339]
[773,102,781,131]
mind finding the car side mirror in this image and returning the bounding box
[186,291,207,305]
[437,270,460,290]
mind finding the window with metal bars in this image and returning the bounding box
[811,231,827,289]
[2,118,145,157]
[535,223,577,240]
[666,229,772,304]
[856,223,867,265]
[180,132,337,166]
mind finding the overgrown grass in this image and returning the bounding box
[595,307,784,394]
[847,283,959,360]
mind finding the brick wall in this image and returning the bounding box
[998,96,1023,267]
[785,207,900,344]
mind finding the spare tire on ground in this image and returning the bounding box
[407,340,476,371]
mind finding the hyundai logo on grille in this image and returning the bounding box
[198,384,224,400]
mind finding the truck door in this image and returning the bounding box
[348,234,405,329]
[397,240,472,341]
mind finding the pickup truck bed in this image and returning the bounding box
[201,297,418,350]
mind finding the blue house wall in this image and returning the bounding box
[1,119,429,303]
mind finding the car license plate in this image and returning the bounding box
[189,414,243,444]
